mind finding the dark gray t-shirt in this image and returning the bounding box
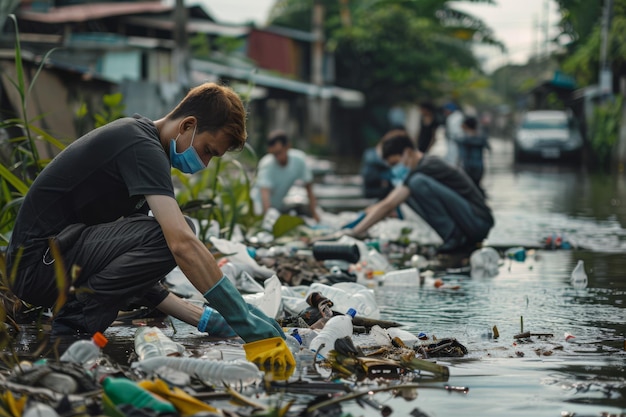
[8,115,174,261]
[403,155,494,224]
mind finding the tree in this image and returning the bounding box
[268,0,503,106]
[553,0,602,54]
[555,0,626,88]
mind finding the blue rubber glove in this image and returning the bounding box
[203,276,295,377]
[341,211,366,229]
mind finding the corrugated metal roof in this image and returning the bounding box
[122,15,250,37]
[17,2,173,24]
[259,26,317,43]
[191,59,364,107]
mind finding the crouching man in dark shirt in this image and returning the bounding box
[347,130,494,254]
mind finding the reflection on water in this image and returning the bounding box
[324,138,625,416]
[6,139,624,417]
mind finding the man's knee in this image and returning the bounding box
[406,173,436,194]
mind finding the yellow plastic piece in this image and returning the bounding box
[138,379,218,416]
[0,391,26,417]
[243,337,296,380]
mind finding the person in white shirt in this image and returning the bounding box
[254,130,320,222]
[443,102,464,166]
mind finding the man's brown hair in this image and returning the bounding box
[167,83,247,152]
[380,129,414,159]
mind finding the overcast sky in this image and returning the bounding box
[192,0,560,72]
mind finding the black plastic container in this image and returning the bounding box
[312,241,361,264]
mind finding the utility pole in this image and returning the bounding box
[599,0,613,95]
[532,14,538,60]
[311,0,324,87]
[542,0,549,59]
[309,0,329,149]
[173,0,190,87]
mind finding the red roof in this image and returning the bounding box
[18,2,173,24]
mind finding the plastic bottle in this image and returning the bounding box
[59,331,108,369]
[23,403,60,417]
[308,282,380,319]
[312,241,361,264]
[133,357,262,387]
[570,259,588,289]
[261,207,280,232]
[505,246,526,262]
[101,377,176,413]
[39,371,79,394]
[134,327,185,361]
[469,247,500,278]
[364,249,394,274]
[387,327,419,345]
[285,333,316,376]
[383,267,420,286]
[285,333,302,352]
[196,306,237,338]
[289,328,319,348]
[309,308,356,360]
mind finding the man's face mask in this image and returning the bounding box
[390,152,411,183]
[170,125,205,174]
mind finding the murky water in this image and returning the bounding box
[316,137,626,416]
[8,138,625,416]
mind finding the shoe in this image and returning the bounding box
[437,236,478,255]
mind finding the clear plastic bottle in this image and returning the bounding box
[134,327,185,361]
[133,357,263,387]
[570,259,588,289]
[383,267,420,286]
[289,328,319,349]
[308,308,356,360]
[39,371,79,394]
[23,403,60,417]
[308,282,380,319]
[364,248,394,273]
[261,207,281,232]
[59,331,108,369]
[469,247,500,278]
[197,306,237,338]
[505,246,527,262]
[102,377,177,413]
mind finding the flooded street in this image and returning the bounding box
[316,136,626,416]
[10,137,625,417]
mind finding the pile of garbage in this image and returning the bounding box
[0,274,465,417]
[1,220,592,417]
[0,211,520,416]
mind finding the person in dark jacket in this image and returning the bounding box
[416,101,440,153]
[6,82,294,375]
[456,116,490,194]
[360,143,393,199]
[347,130,494,254]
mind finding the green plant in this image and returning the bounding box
[0,17,77,351]
[0,15,67,244]
[75,92,126,132]
[590,96,623,168]
[174,143,261,242]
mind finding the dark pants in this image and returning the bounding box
[404,174,491,246]
[15,215,189,335]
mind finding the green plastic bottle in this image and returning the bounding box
[102,377,176,413]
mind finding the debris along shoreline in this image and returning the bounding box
[0,210,603,417]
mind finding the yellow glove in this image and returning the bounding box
[243,337,296,380]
